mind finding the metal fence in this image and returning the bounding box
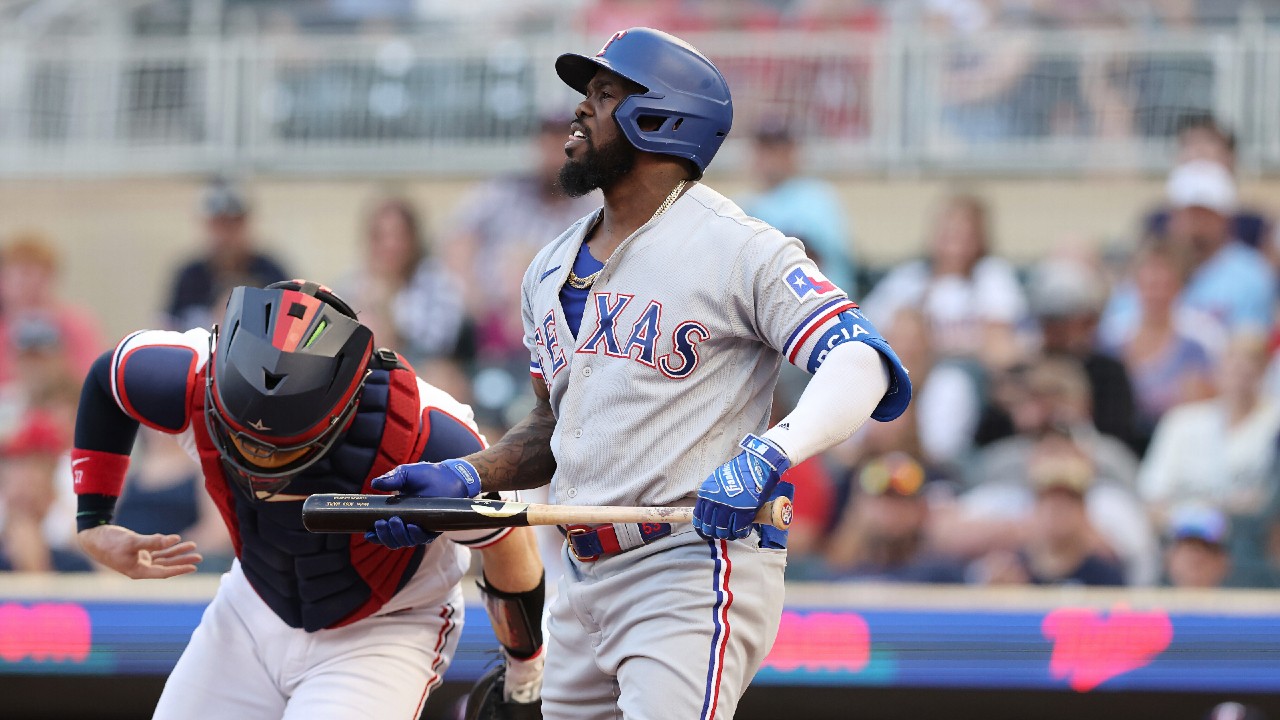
[0,28,1272,178]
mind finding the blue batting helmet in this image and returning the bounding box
[556,28,733,177]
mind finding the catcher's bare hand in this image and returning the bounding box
[77,525,203,579]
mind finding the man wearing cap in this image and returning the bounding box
[822,452,965,583]
[164,178,291,331]
[0,411,91,572]
[1143,114,1273,252]
[1101,160,1276,346]
[1027,257,1139,451]
[974,432,1126,587]
[738,119,856,297]
[1163,504,1232,589]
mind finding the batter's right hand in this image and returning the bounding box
[365,459,483,549]
[76,524,202,579]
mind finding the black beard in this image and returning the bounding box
[558,130,637,197]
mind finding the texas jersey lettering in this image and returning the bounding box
[521,184,910,509]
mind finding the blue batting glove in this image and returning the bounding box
[372,458,483,498]
[693,434,791,541]
[365,516,438,549]
[364,459,483,548]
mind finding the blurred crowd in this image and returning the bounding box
[3,108,1280,597]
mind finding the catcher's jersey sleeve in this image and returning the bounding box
[109,328,211,432]
[414,377,513,549]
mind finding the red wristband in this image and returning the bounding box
[70,449,130,497]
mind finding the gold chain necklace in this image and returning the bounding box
[567,180,687,290]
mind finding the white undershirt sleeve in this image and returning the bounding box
[762,341,890,466]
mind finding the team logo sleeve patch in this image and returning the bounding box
[784,266,837,301]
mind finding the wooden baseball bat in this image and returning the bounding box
[301,494,793,533]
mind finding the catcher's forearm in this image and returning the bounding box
[467,392,557,493]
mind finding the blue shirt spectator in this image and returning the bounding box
[1102,161,1276,345]
[738,121,856,296]
[165,180,290,330]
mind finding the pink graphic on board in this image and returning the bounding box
[1042,605,1173,692]
[765,610,871,673]
[0,603,92,663]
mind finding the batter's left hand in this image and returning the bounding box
[365,516,439,550]
[693,434,791,541]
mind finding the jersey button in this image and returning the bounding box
[582,366,592,377]
[573,429,583,438]
[566,488,577,498]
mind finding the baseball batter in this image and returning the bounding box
[72,281,546,720]
[367,28,912,719]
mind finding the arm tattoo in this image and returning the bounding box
[466,383,557,493]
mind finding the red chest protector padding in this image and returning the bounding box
[190,351,430,631]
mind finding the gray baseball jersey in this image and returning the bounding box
[522,182,860,508]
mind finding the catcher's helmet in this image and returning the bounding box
[556,27,732,177]
[464,665,542,720]
[204,280,372,496]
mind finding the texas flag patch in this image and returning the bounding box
[785,266,837,300]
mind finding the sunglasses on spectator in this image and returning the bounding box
[858,452,926,497]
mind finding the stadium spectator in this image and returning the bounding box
[968,355,1139,491]
[1143,114,1273,251]
[971,432,1125,587]
[1139,332,1280,526]
[0,316,71,440]
[821,451,965,583]
[939,358,1159,584]
[926,0,1037,142]
[737,118,857,295]
[1026,256,1140,451]
[1163,503,1232,589]
[0,310,88,563]
[880,306,982,470]
[1101,160,1276,344]
[336,196,470,381]
[861,193,1028,372]
[0,231,104,391]
[442,116,600,367]
[1100,238,1216,451]
[0,411,91,572]
[164,178,290,331]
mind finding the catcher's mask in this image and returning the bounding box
[205,280,372,497]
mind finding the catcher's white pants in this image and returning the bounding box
[152,560,463,720]
[540,529,786,720]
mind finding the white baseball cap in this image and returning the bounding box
[1027,259,1106,318]
[1166,159,1237,215]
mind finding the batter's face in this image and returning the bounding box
[560,70,641,197]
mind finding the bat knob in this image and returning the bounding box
[768,496,793,530]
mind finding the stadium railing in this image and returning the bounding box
[0,28,1273,177]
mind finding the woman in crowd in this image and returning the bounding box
[861,193,1029,372]
[1103,238,1216,450]
[337,197,470,393]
